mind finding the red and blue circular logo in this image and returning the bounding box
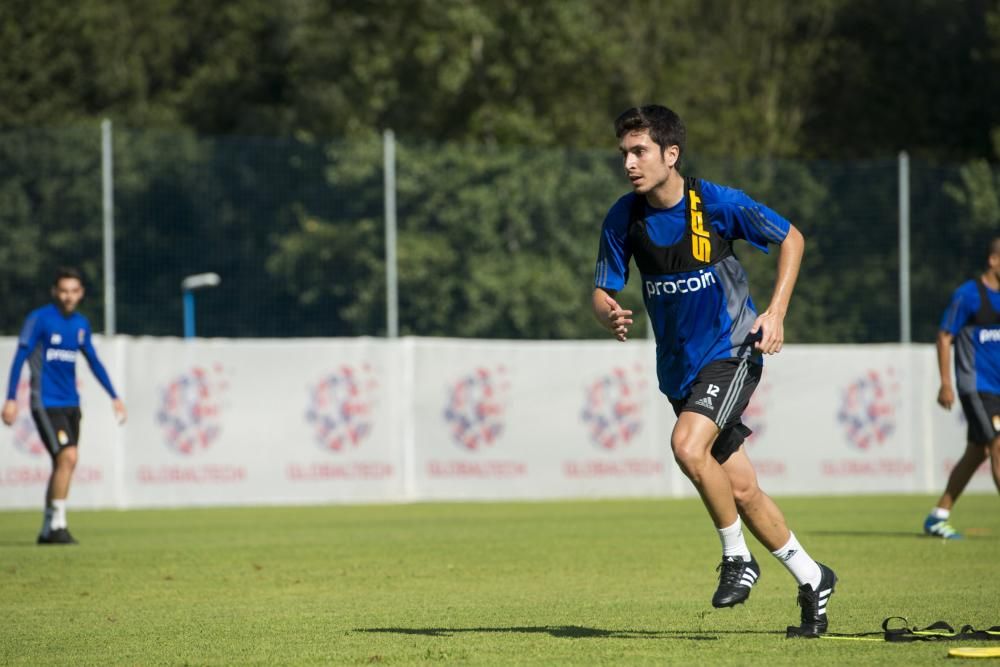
[156,365,227,456]
[581,364,646,450]
[305,365,377,453]
[837,368,899,451]
[443,367,509,451]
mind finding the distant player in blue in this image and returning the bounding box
[592,106,836,637]
[923,237,1000,539]
[2,268,127,545]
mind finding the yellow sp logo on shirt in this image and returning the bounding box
[689,188,711,262]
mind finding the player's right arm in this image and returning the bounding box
[936,284,971,410]
[592,287,633,342]
[3,312,41,426]
[592,196,634,342]
[936,330,955,409]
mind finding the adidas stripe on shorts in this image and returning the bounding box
[668,357,762,465]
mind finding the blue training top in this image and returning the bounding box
[594,178,790,399]
[940,279,1000,395]
[5,304,118,408]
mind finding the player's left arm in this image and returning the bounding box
[80,325,127,424]
[750,224,804,355]
[713,187,802,355]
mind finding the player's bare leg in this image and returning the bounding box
[670,412,738,527]
[39,446,77,544]
[48,445,77,503]
[935,440,988,510]
[723,448,789,550]
[924,440,987,540]
[724,444,836,636]
[724,447,823,585]
[989,435,1000,492]
[671,411,761,607]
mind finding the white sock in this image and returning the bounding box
[717,517,751,560]
[931,507,950,520]
[771,532,821,589]
[51,500,67,530]
[40,507,54,537]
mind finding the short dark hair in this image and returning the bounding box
[990,236,1000,261]
[53,267,84,287]
[614,105,686,168]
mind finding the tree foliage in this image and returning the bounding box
[0,0,997,340]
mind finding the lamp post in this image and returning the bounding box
[181,272,221,338]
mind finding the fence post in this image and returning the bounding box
[898,150,911,343]
[384,129,399,338]
[102,119,116,335]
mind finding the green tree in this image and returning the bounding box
[1,0,998,342]
[266,136,636,338]
[801,0,999,161]
[0,128,105,330]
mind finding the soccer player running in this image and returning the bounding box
[2,268,127,545]
[923,237,1000,539]
[592,105,836,636]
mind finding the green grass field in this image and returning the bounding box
[1,494,998,666]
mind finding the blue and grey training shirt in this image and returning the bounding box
[5,304,118,408]
[594,178,791,399]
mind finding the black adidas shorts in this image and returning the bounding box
[30,407,82,458]
[959,392,1000,445]
[668,357,762,465]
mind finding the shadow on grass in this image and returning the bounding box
[355,626,792,640]
[804,530,928,539]
[804,529,996,540]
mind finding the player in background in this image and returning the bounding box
[592,105,836,637]
[923,237,1000,539]
[2,268,126,544]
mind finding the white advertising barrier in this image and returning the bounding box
[122,337,406,508]
[747,345,995,496]
[0,336,996,509]
[409,339,678,501]
[746,346,925,495]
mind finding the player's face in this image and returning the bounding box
[618,130,678,197]
[52,278,84,314]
